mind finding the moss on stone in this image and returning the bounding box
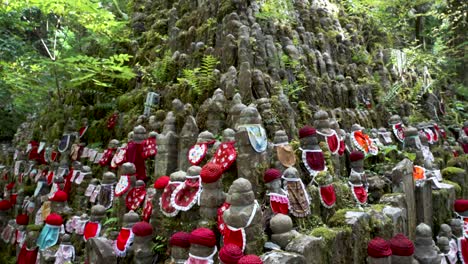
[26,224,42,231]
[442,180,462,197]
[442,167,465,176]
[328,208,363,227]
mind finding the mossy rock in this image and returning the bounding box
[432,186,456,236]
[309,226,353,263]
[442,167,468,198]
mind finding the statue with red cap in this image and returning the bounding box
[187,227,218,264]
[264,168,289,218]
[367,237,392,264]
[388,233,417,264]
[199,162,225,221]
[348,151,368,206]
[169,231,191,263]
[298,125,327,179]
[219,243,244,264]
[131,221,154,264]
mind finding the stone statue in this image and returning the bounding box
[169,232,191,263]
[271,130,296,171]
[413,223,441,263]
[257,98,279,138]
[228,93,246,128]
[83,205,106,242]
[282,167,310,217]
[114,210,140,257]
[186,228,217,263]
[270,213,300,249]
[222,178,263,254]
[348,151,368,206]
[155,112,179,176]
[115,162,137,223]
[388,115,405,146]
[199,163,225,221]
[187,131,217,167]
[126,125,148,181]
[298,126,326,179]
[388,233,416,264]
[206,89,227,135]
[178,107,199,171]
[367,237,392,264]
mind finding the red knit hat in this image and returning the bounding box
[263,169,281,183]
[367,237,392,258]
[454,200,468,212]
[201,163,223,184]
[219,243,244,264]
[16,214,29,226]
[299,126,317,139]
[154,176,170,189]
[389,233,414,256]
[238,255,263,264]
[350,151,365,162]
[49,190,68,202]
[45,213,63,226]
[189,227,216,247]
[169,232,191,248]
[132,221,153,237]
[0,200,11,211]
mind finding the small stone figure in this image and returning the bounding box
[314,110,341,155]
[437,237,456,264]
[388,233,416,264]
[17,230,39,264]
[131,221,154,264]
[125,180,147,211]
[349,124,378,155]
[228,93,246,127]
[377,127,394,146]
[219,243,244,264]
[206,89,227,135]
[151,176,169,230]
[282,167,310,217]
[126,125,148,181]
[169,232,191,263]
[187,228,217,263]
[222,178,263,254]
[349,151,368,206]
[98,139,119,168]
[271,130,296,171]
[413,223,441,263]
[160,171,186,217]
[54,234,75,264]
[115,162,137,221]
[114,210,139,257]
[97,172,116,210]
[437,224,458,264]
[187,131,217,166]
[256,98,279,138]
[49,190,72,215]
[264,169,289,215]
[270,214,300,249]
[37,213,63,250]
[199,163,225,221]
[388,115,405,144]
[178,109,199,171]
[155,112,179,176]
[298,126,326,178]
[367,237,392,264]
[211,128,237,172]
[83,205,106,242]
[170,166,202,212]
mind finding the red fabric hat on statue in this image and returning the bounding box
[201,163,223,184]
[389,233,414,256]
[154,176,170,190]
[169,232,191,248]
[16,214,29,226]
[238,255,263,264]
[299,126,317,139]
[0,200,11,211]
[350,151,365,162]
[132,222,153,237]
[263,169,282,184]
[49,190,68,202]
[45,213,63,226]
[454,200,468,212]
[219,243,244,264]
[368,237,392,258]
[189,227,216,248]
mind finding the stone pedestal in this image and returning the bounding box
[415,181,433,230]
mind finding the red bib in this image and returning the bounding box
[17,245,38,264]
[211,141,237,171]
[459,237,468,264]
[188,143,211,166]
[99,148,115,167]
[83,222,101,242]
[351,185,367,205]
[338,138,346,156]
[269,193,289,215]
[217,202,230,235]
[171,176,201,211]
[114,228,134,257]
[125,185,147,211]
[317,131,340,154]
[301,149,326,176]
[142,137,157,159]
[115,175,131,197]
[319,184,336,208]
[392,123,405,142]
[142,192,155,222]
[160,181,181,217]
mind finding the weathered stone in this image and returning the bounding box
[415,181,433,230]
[413,223,441,264]
[261,251,306,264]
[178,113,199,171]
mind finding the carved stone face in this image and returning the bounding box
[133,236,153,264]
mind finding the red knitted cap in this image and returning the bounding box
[201,163,223,183]
[299,126,317,139]
[263,169,281,183]
[454,200,468,212]
[169,232,191,248]
[219,244,244,264]
[389,233,414,256]
[367,237,392,258]
[0,200,11,211]
[45,213,63,226]
[189,227,216,247]
[154,176,170,189]
[350,151,365,162]
[16,214,29,226]
[238,255,263,264]
[49,190,68,202]
[132,221,153,237]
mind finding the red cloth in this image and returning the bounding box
[107,113,119,129]
[463,143,468,154]
[454,200,468,213]
[49,190,68,202]
[352,185,368,204]
[319,184,336,208]
[200,163,223,184]
[304,151,325,171]
[28,141,39,161]
[367,237,392,258]
[0,200,11,211]
[64,169,73,195]
[142,196,153,222]
[325,133,339,154]
[269,193,289,215]
[16,214,29,226]
[154,176,170,189]
[350,151,365,162]
[83,222,100,241]
[132,221,153,237]
[170,232,191,248]
[46,171,54,186]
[219,244,244,264]
[142,137,157,159]
[223,227,245,252]
[338,139,346,156]
[189,228,216,247]
[238,255,263,264]
[115,228,132,254]
[17,244,38,264]
[263,169,281,184]
[299,126,316,139]
[125,185,146,211]
[160,182,181,216]
[211,141,237,172]
[6,181,15,191]
[9,193,17,206]
[99,148,116,167]
[171,177,201,211]
[217,203,230,234]
[389,233,414,256]
[126,142,147,181]
[461,237,468,264]
[46,213,63,226]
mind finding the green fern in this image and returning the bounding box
[177,55,219,97]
